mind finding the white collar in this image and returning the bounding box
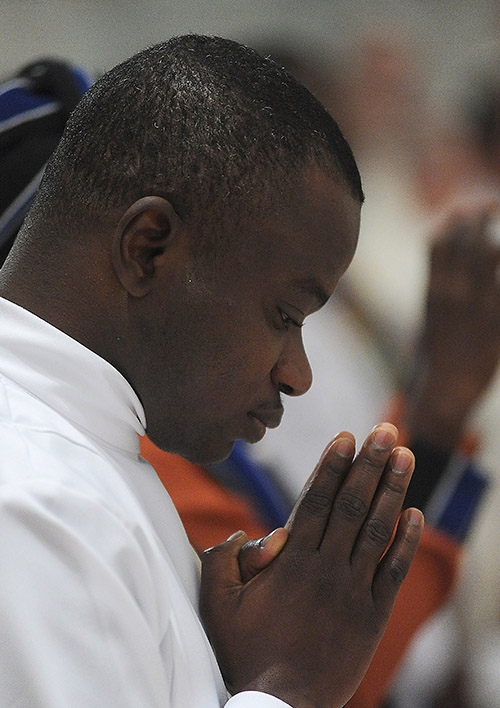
[0,297,146,454]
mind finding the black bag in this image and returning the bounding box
[0,59,93,264]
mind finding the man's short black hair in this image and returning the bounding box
[27,34,363,238]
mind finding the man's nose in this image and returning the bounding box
[271,333,313,397]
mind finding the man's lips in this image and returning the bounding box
[247,407,284,441]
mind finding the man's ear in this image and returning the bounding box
[112,196,184,297]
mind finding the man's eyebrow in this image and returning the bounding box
[291,278,330,308]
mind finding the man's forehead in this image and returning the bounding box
[218,166,360,289]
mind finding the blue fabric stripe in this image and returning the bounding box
[227,441,290,528]
[0,84,57,124]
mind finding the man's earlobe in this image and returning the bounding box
[112,196,183,297]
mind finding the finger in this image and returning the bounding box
[432,190,500,243]
[238,527,289,583]
[351,446,415,576]
[199,530,249,658]
[438,208,500,270]
[319,423,399,561]
[445,218,481,278]
[285,432,356,548]
[475,212,500,285]
[372,507,424,616]
[200,530,249,606]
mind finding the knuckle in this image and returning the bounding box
[358,453,387,476]
[383,475,408,497]
[364,517,392,547]
[325,458,348,480]
[336,489,368,520]
[301,489,332,517]
[387,557,411,587]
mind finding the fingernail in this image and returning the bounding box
[391,449,414,474]
[226,530,245,542]
[371,423,397,450]
[259,530,274,548]
[259,529,277,548]
[335,437,354,458]
[407,508,424,526]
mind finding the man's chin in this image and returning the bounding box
[190,440,236,466]
[148,433,235,467]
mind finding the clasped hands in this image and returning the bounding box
[200,423,423,708]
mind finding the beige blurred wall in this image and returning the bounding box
[1,0,499,109]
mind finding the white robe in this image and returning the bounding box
[0,297,288,708]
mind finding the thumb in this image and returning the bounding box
[238,527,289,583]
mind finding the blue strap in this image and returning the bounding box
[426,456,490,542]
[0,80,58,124]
